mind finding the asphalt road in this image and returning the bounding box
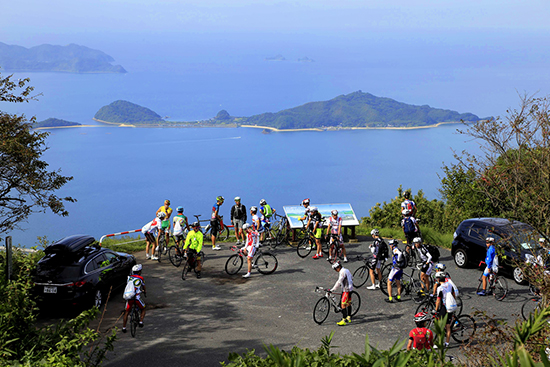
[77,238,533,367]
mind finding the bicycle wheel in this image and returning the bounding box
[350,290,361,317]
[521,297,542,320]
[451,315,476,343]
[410,279,427,304]
[321,236,330,255]
[130,305,138,337]
[352,266,372,288]
[415,298,436,315]
[493,277,508,301]
[407,249,417,268]
[157,236,165,262]
[276,224,289,247]
[380,275,398,298]
[255,252,278,275]
[297,237,313,258]
[313,297,330,325]
[181,258,192,280]
[218,226,230,241]
[225,254,243,275]
[168,246,184,267]
[455,296,463,316]
[381,264,393,282]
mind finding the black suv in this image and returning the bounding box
[33,235,136,309]
[452,218,546,284]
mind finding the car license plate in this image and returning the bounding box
[44,286,57,294]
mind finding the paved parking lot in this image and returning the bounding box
[93,238,531,366]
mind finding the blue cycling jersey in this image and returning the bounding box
[485,245,496,268]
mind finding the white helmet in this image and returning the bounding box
[250,206,257,213]
[485,237,495,242]
[332,260,342,269]
[370,229,379,236]
[242,223,252,230]
[259,199,267,205]
[435,263,446,272]
[302,198,310,205]
[132,264,142,273]
[331,209,338,215]
[310,206,318,212]
[234,196,241,201]
[157,212,166,219]
[413,237,422,244]
[435,271,446,280]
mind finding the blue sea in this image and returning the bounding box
[1,33,548,246]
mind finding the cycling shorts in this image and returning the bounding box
[341,291,351,309]
[437,305,454,324]
[210,220,220,237]
[145,232,156,243]
[483,266,492,277]
[314,228,322,239]
[233,219,244,231]
[174,234,184,243]
[126,297,145,311]
[161,220,170,230]
[257,226,265,233]
[245,245,256,258]
[389,267,403,281]
[421,262,433,276]
[374,258,384,270]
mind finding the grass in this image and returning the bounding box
[356,224,454,249]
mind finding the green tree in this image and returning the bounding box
[0,72,74,235]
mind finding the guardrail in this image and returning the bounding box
[99,229,143,246]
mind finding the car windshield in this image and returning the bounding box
[502,226,542,252]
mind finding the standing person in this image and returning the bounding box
[210,196,224,251]
[477,237,497,296]
[122,264,147,333]
[407,312,434,351]
[184,222,204,278]
[330,260,354,326]
[142,212,164,260]
[156,200,173,248]
[231,197,247,245]
[308,207,324,259]
[400,191,417,217]
[385,240,407,303]
[250,206,265,242]
[326,209,347,263]
[259,199,275,228]
[435,271,457,348]
[401,209,420,249]
[413,237,433,295]
[366,229,388,289]
[241,223,260,278]
[298,198,311,222]
[172,206,189,255]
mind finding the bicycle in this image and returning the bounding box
[225,245,278,275]
[415,294,464,317]
[260,222,278,250]
[168,242,185,267]
[128,295,144,337]
[521,294,546,320]
[313,286,361,325]
[156,229,171,263]
[181,249,206,280]
[274,213,291,247]
[476,261,508,301]
[425,311,476,344]
[381,264,426,303]
[404,242,417,268]
[327,233,345,263]
[193,214,230,241]
[353,255,387,288]
[296,221,330,258]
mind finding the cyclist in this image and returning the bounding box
[142,212,164,260]
[308,206,324,259]
[477,236,496,296]
[326,209,347,262]
[122,264,147,333]
[366,229,387,289]
[413,237,433,295]
[400,191,417,217]
[241,223,260,278]
[250,206,265,243]
[385,240,406,303]
[432,263,459,297]
[407,312,434,351]
[156,199,173,248]
[172,206,189,255]
[230,197,247,245]
[210,196,224,251]
[330,260,354,326]
[434,271,457,348]
[298,198,311,222]
[259,199,275,226]
[184,221,204,278]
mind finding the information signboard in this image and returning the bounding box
[282,203,360,229]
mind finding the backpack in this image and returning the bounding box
[396,251,407,269]
[378,240,389,260]
[402,217,416,235]
[411,328,431,350]
[123,279,136,300]
[425,244,440,262]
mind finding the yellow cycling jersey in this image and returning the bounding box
[184,230,203,253]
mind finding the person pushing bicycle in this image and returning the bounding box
[241,223,260,278]
[367,229,387,289]
[330,260,354,326]
[184,222,204,278]
[122,264,147,333]
[477,237,496,296]
[326,209,347,263]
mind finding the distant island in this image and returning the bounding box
[34,118,81,128]
[92,92,484,130]
[94,100,164,125]
[265,54,286,61]
[297,57,315,62]
[0,43,126,74]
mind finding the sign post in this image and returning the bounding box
[6,236,12,281]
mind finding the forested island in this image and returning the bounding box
[0,43,126,73]
[93,92,483,130]
[34,118,81,128]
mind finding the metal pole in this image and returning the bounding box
[6,236,12,281]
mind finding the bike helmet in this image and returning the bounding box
[259,199,267,205]
[302,198,310,205]
[217,196,225,202]
[389,239,399,247]
[539,238,546,243]
[414,311,430,323]
[485,237,495,242]
[250,206,258,213]
[176,206,184,213]
[413,237,422,244]
[331,209,338,215]
[132,264,142,273]
[402,209,411,215]
[234,196,241,201]
[192,221,200,228]
[435,263,446,272]
[242,223,252,230]
[370,229,379,236]
[157,212,166,219]
[403,191,411,199]
[332,260,342,269]
[310,206,318,212]
[435,271,446,280]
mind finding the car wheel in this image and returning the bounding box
[513,266,526,285]
[454,249,468,268]
[93,289,103,309]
